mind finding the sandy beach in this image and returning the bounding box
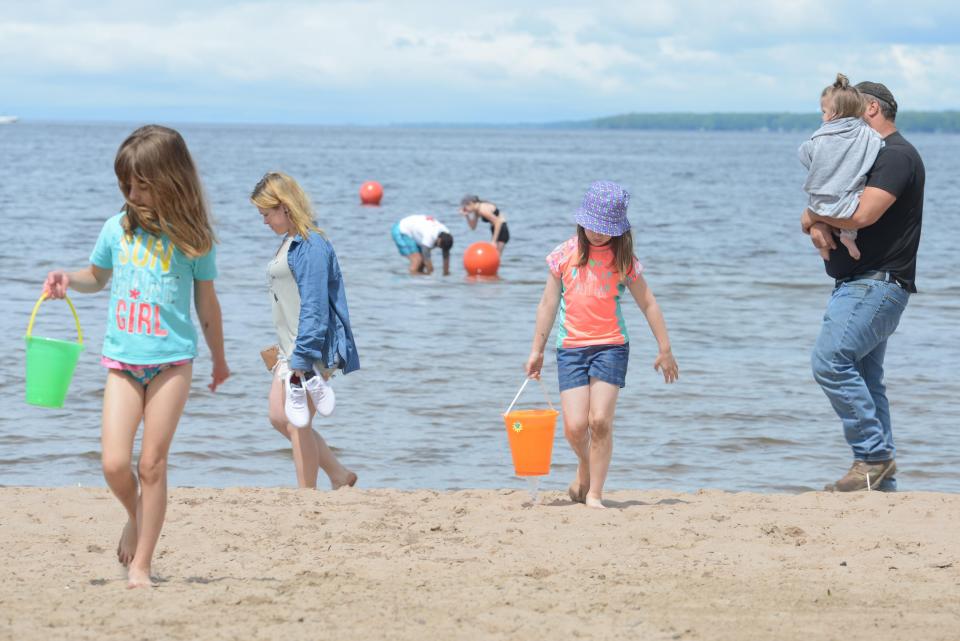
[2,487,958,641]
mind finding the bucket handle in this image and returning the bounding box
[504,377,556,415]
[26,293,84,344]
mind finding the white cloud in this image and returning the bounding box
[1,0,958,121]
[1,3,643,88]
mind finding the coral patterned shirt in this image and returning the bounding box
[546,237,643,348]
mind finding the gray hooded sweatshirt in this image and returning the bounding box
[798,117,882,219]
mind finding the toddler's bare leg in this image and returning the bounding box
[839,231,861,260]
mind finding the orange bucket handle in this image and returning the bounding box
[504,377,556,415]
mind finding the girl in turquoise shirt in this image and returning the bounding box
[43,125,229,588]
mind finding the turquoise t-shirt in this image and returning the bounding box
[89,213,217,364]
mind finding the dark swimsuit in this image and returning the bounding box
[482,205,510,244]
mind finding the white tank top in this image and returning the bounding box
[267,236,300,359]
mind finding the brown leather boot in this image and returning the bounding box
[825,459,897,492]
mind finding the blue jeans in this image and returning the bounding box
[556,343,629,392]
[811,279,909,482]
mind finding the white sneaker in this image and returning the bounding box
[304,370,335,417]
[284,373,310,428]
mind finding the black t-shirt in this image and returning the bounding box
[824,131,925,292]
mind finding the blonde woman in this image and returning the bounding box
[43,125,230,587]
[251,172,359,489]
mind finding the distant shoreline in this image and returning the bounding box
[556,111,960,133]
[399,110,960,132]
[6,112,960,132]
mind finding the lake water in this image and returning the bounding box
[1,122,958,492]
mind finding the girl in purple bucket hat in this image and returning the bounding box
[524,180,678,509]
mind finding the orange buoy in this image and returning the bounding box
[359,181,383,205]
[463,241,500,276]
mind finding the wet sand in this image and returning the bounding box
[2,487,958,640]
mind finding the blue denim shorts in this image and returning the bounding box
[556,343,629,392]
[391,222,420,256]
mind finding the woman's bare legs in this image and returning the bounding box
[560,386,591,504]
[126,363,192,588]
[269,375,356,489]
[269,375,319,487]
[584,378,620,508]
[101,371,145,566]
[290,423,321,488]
[314,430,357,489]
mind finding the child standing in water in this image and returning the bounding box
[43,125,229,587]
[251,172,359,490]
[799,73,883,260]
[525,181,678,509]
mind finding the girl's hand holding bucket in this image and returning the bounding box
[43,271,70,299]
[524,351,544,380]
[44,266,111,298]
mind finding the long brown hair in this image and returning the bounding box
[576,226,634,281]
[114,125,215,257]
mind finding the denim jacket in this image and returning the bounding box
[287,232,360,374]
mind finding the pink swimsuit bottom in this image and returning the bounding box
[101,357,192,387]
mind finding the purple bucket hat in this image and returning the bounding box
[575,181,631,236]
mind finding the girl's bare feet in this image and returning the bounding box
[585,494,606,509]
[117,519,137,566]
[332,470,357,490]
[567,465,590,504]
[568,482,587,504]
[127,565,156,589]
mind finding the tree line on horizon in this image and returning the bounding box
[559,111,960,133]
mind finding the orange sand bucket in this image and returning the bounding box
[503,378,559,476]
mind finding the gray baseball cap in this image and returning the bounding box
[855,81,898,116]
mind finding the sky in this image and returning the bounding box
[2,0,959,124]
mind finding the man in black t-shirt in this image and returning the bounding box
[801,81,925,492]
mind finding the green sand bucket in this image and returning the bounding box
[24,294,84,408]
